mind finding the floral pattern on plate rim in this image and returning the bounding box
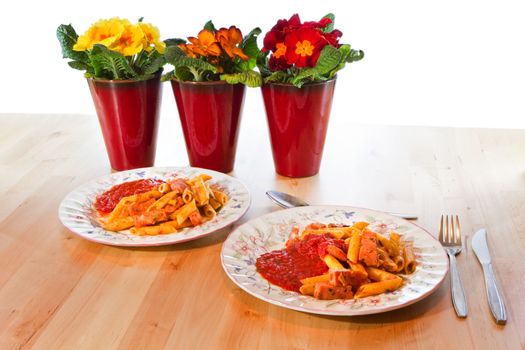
[221,206,448,316]
[58,166,251,246]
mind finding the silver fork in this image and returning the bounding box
[439,215,468,318]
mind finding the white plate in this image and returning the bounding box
[221,206,448,316]
[59,167,251,246]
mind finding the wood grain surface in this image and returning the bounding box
[1,113,524,349]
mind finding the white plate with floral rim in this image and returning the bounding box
[221,205,448,316]
[58,167,250,247]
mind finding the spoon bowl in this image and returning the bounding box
[266,190,418,220]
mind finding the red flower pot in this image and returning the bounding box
[261,78,336,177]
[170,80,245,173]
[87,75,162,171]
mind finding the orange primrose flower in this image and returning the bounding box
[178,43,198,58]
[186,29,222,57]
[216,26,248,60]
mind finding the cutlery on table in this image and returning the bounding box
[265,190,418,220]
[472,229,507,325]
[439,215,468,318]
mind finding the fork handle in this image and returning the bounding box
[480,262,507,325]
[448,252,468,318]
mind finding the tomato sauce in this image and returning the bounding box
[255,234,346,292]
[94,179,165,214]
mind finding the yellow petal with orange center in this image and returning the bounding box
[73,18,125,51]
[139,22,165,53]
[110,23,145,56]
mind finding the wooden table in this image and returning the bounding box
[1,113,524,349]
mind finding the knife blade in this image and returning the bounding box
[472,229,507,325]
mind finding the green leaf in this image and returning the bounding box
[89,44,137,80]
[164,38,186,47]
[256,51,273,77]
[164,45,218,81]
[68,61,89,71]
[204,20,216,33]
[347,49,365,63]
[220,71,262,87]
[291,68,319,87]
[264,71,290,84]
[56,24,89,63]
[241,27,261,53]
[143,55,165,76]
[322,13,335,33]
[237,27,262,71]
[174,66,194,81]
[161,70,176,82]
[314,45,342,74]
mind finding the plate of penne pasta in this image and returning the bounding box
[59,167,250,246]
[221,206,448,316]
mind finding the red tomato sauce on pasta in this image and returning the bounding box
[94,179,165,214]
[255,234,345,292]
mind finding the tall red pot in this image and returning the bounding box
[170,80,245,173]
[87,75,162,171]
[261,78,336,177]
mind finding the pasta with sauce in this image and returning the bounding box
[94,174,228,235]
[255,222,416,300]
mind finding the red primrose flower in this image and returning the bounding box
[262,14,343,71]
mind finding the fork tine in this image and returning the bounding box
[439,215,444,242]
[455,215,461,244]
[446,215,450,243]
[449,215,456,243]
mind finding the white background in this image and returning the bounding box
[1,0,524,128]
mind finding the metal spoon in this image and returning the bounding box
[266,190,418,220]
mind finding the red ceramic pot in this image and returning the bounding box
[261,78,336,177]
[170,80,245,173]
[87,75,162,171]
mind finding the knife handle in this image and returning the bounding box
[448,252,468,318]
[481,262,507,325]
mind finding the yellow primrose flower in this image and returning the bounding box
[139,22,165,54]
[73,17,125,51]
[110,21,145,56]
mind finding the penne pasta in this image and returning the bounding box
[347,232,361,263]
[191,176,209,206]
[201,204,216,218]
[300,274,329,285]
[209,197,222,211]
[323,255,345,270]
[393,255,405,272]
[354,277,403,298]
[212,190,229,206]
[299,284,315,296]
[158,183,171,194]
[403,243,416,274]
[255,222,418,302]
[365,267,399,281]
[377,247,398,272]
[95,174,228,236]
[375,232,394,255]
[182,188,193,204]
[175,199,198,226]
[352,221,369,230]
[147,191,177,211]
[101,216,134,231]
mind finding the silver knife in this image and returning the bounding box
[471,229,507,325]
